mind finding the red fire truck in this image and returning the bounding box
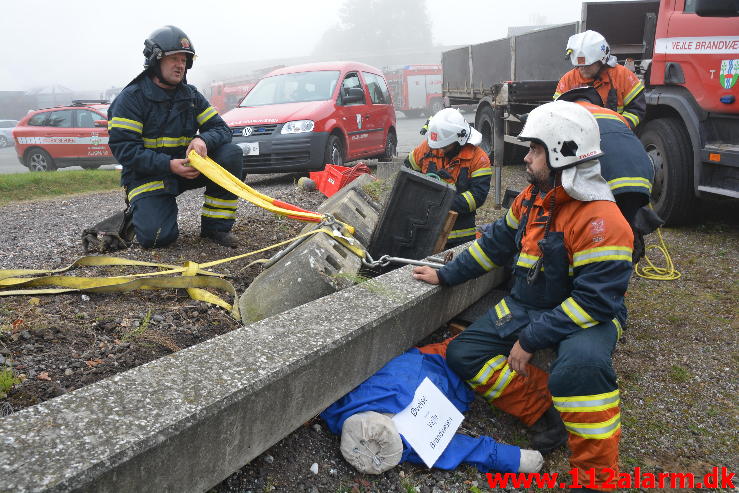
[384,65,443,118]
[443,0,739,225]
[209,79,257,114]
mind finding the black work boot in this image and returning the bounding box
[528,405,568,454]
[201,230,238,248]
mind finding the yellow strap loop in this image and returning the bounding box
[635,227,681,280]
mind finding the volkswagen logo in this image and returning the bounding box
[241,126,253,137]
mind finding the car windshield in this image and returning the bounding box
[239,71,340,107]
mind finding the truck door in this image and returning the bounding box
[406,74,428,112]
[336,72,372,159]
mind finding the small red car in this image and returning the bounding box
[13,100,117,171]
[222,61,397,173]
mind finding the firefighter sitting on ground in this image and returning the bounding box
[107,25,243,249]
[556,86,657,262]
[413,101,633,491]
[555,30,646,130]
[404,108,492,248]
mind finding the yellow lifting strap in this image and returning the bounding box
[187,151,356,236]
[0,226,366,319]
[0,152,368,318]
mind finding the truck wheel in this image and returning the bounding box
[475,106,494,155]
[26,148,56,172]
[324,135,344,167]
[639,117,696,225]
[0,136,8,148]
[378,131,397,162]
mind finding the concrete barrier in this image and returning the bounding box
[0,250,505,493]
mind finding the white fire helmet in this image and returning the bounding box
[518,101,614,202]
[565,30,617,68]
[426,108,482,149]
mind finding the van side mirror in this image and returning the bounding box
[694,0,738,16]
[94,119,108,127]
[342,87,365,105]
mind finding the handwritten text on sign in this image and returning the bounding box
[392,377,464,468]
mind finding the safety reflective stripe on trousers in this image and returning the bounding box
[201,195,238,220]
[462,191,476,211]
[142,136,193,149]
[561,296,598,329]
[553,389,620,413]
[563,414,621,440]
[448,227,476,240]
[482,363,516,401]
[494,298,510,319]
[468,355,507,390]
[108,117,143,134]
[127,181,165,201]
[468,240,497,271]
[197,106,218,126]
[573,245,632,268]
[608,176,651,192]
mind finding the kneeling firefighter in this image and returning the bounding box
[85,25,243,251]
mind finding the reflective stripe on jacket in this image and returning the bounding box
[107,75,232,201]
[437,184,633,353]
[554,64,646,129]
[404,141,491,243]
[577,102,653,200]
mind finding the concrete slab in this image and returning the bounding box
[239,175,383,324]
[0,251,505,493]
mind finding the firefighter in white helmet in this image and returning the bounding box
[414,101,633,491]
[554,30,646,130]
[404,108,492,248]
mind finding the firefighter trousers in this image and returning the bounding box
[445,303,621,485]
[130,143,243,248]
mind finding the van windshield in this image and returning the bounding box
[240,71,340,107]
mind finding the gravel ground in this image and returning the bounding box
[1,164,737,492]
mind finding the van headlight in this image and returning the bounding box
[281,120,315,134]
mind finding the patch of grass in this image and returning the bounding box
[668,364,691,383]
[121,310,151,343]
[0,365,21,396]
[361,178,391,203]
[0,170,122,206]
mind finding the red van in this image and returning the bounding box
[222,62,397,173]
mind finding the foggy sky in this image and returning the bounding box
[0,0,619,93]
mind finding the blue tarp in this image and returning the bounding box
[321,348,521,473]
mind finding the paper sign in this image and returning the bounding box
[392,377,464,468]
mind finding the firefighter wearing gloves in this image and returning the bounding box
[413,101,633,491]
[555,30,646,130]
[404,108,492,248]
[108,25,243,249]
[557,86,657,261]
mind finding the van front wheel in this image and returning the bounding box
[324,135,344,167]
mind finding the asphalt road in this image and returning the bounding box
[0,112,432,175]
